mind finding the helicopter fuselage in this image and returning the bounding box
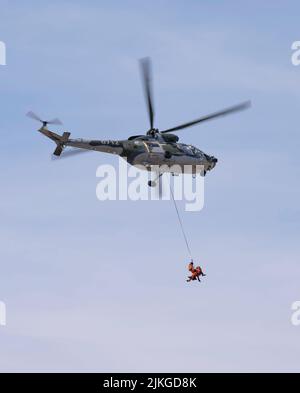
[38,126,217,175]
[29,57,250,180]
[64,134,217,175]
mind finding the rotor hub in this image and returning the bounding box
[147,128,159,137]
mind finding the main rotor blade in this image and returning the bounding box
[161,101,251,133]
[140,57,154,130]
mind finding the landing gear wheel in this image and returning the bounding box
[148,180,157,187]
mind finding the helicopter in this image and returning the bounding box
[27,58,251,187]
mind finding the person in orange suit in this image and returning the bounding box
[187,261,206,282]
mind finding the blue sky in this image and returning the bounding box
[0,0,300,372]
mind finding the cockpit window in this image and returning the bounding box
[178,144,193,155]
[190,146,205,158]
[179,144,204,157]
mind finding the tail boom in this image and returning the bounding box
[38,126,124,157]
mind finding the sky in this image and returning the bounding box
[0,0,300,372]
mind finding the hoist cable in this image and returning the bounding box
[168,178,193,261]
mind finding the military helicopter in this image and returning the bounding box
[27,58,250,187]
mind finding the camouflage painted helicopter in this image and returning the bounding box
[27,58,250,187]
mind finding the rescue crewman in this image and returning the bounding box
[187,261,206,282]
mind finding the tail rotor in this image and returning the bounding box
[27,111,68,157]
[26,111,63,127]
